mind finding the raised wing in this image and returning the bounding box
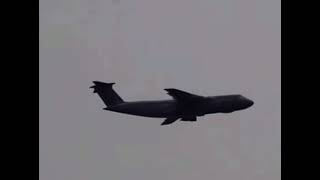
[164,88,204,102]
[161,117,179,126]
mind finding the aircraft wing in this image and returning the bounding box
[164,88,204,102]
[181,116,197,121]
[161,117,180,125]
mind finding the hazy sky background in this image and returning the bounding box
[40,0,281,179]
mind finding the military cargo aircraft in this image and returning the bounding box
[90,81,254,125]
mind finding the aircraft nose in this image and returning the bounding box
[247,99,254,107]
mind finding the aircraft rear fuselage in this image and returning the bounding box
[106,100,178,118]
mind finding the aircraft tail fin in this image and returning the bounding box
[90,81,124,107]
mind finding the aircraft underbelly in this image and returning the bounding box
[109,101,177,118]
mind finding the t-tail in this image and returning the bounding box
[90,81,124,107]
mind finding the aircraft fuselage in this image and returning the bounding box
[105,95,254,118]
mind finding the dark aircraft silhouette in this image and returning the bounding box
[90,81,254,125]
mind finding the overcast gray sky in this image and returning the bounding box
[40,0,281,179]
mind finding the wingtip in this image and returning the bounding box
[161,122,172,126]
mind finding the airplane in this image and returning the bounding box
[90,81,254,125]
